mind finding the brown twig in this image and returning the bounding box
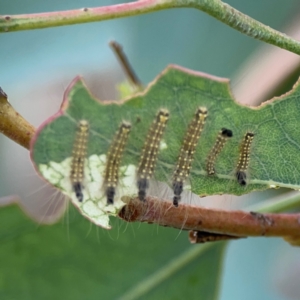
[0,87,35,150]
[109,40,143,90]
[119,197,300,245]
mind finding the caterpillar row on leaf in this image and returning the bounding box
[32,66,293,231]
[69,114,255,208]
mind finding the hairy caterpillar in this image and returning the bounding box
[137,109,169,201]
[104,121,131,204]
[206,128,233,176]
[70,120,89,202]
[172,107,208,207]
[236,132,254,186]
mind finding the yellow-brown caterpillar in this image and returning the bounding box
[172,107,208,207]
[104,121,131,204]
[70,120,89,202]
[137,109,169,201]
[206,128,233,175]
[236,132,254,186]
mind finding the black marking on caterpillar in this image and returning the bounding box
[206,128,233,176]
[137,109,169,201]
[104,121,131,205]
[236,132,254,186]
[172,107,208,207]
[70,120,89,202]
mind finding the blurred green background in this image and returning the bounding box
[1,0,300,299]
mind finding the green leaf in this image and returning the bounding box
[31,65,300,228]
[0,204,226,300]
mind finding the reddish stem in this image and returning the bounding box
[119,197,300,244]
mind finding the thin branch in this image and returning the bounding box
[195,0,300,56]
[1,0,300,55]
[0,87,35,149]
[109,40,143,90]
[118,195,300,244]
[0,0,163,32]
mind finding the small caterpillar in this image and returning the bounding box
[137,109,169,201]
[206,128,233,176]
[236,132,254,186]
[172,107,208,207]
[70,120,89,202]
[104,121,131,205]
